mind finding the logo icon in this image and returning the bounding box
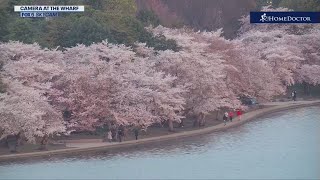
[260,13,268,22]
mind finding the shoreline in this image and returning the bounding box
[0,100,319,162]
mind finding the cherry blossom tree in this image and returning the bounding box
[148,26,285,105]
[296,65,320,86]
[0,41,65,91]
[239,30,305,86]
[0,79,65,144]
[237,6,320,95]
[220,41,286,101]
[56,41,185,132]
[0,42,66,145]
[194,29,286,101]
[295,28,320,87]
[146,26,243,126]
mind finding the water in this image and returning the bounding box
[0,106,319,179]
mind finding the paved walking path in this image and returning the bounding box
[261,100,315,106]
[1,100,319,161]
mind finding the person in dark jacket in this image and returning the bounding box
[118,125,125,142]
[223,112,228,126]
[134,127,139,140]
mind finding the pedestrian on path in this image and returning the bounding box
[223,112,228,126]
[293,91,297,101]
[134,127,139,140]
[229,111,234,122]
[107,130,112,143]
[236,109,242,121]
[118,125,124,142]
[291,91,295,101]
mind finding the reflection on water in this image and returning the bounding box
[0,106,319,179]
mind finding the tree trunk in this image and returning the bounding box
[6,134,18,153]
[0,128,3,138]
[168,119,174,132]
[193,117,199,127]
[307,84,311,96]
[303,81,311,96]
[115,127,118,141]
[39,134,49,150]
[106,121,111,131]
[160,120,165,128]
[123,126,127,141]
[179,119,184,127]
[199,113,206,127]
[216,111,220,120]
[111,128,116,142]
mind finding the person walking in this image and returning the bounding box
[291,91,295,101]
[223,112,228,126]
[118,129,122,142]
[237,109,242,121]
[134,127,139,140]
[229,111,234,122]
[293,91,297,101]
[107,130,112,143]
[118,125,124,142]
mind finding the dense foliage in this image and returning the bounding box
[0,0,178,51]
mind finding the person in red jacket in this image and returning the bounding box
[236,109,242,121]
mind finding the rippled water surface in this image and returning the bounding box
[0,106,320,179]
